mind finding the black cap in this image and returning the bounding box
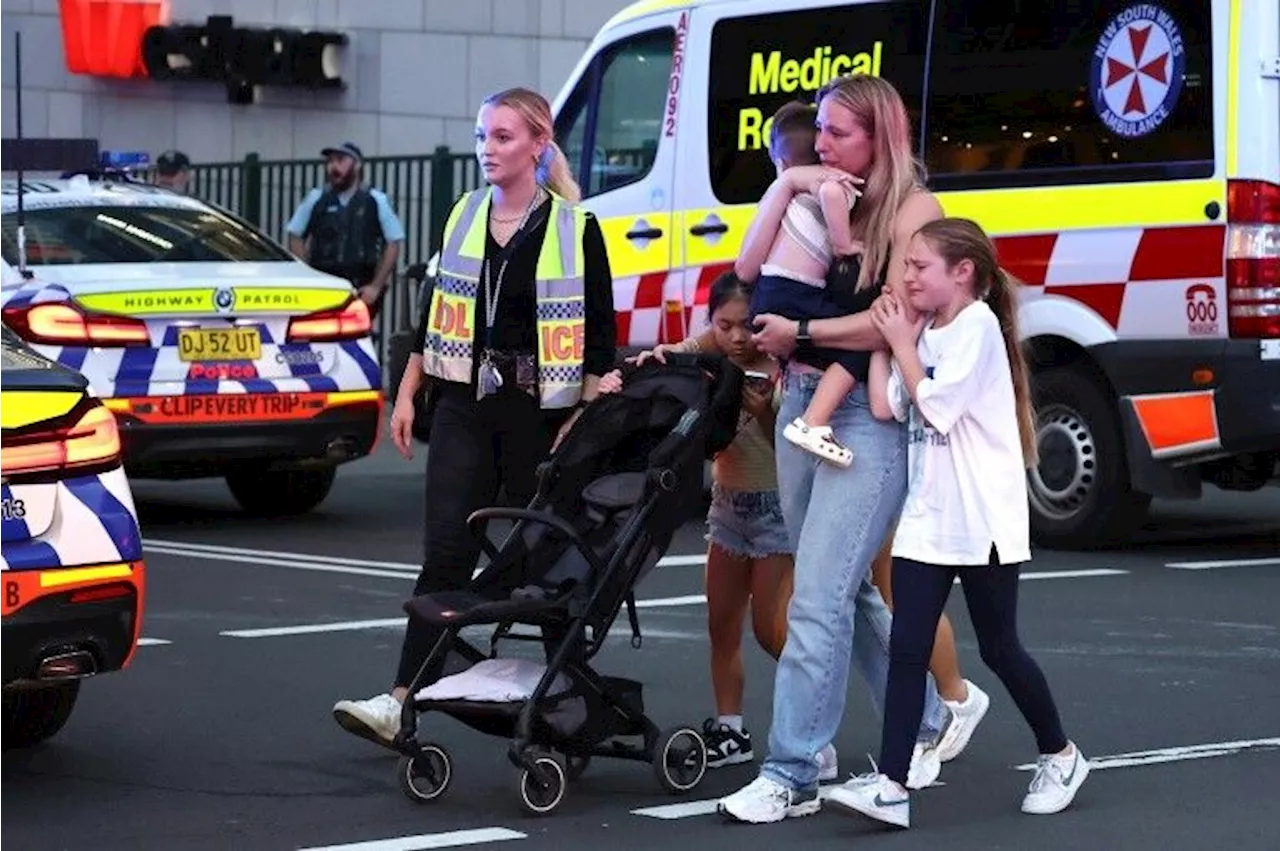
[321,142,363,162]
[156,149,191,175]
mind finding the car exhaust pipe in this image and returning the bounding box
[36,650,97,681]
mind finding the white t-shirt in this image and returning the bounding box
[887,300,1031,566]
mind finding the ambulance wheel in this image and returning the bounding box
[2,681,80,750]
[653,725,707,794]
[1028,367,1151,548]
[517,752,567,816]
[398,745,451,803]
[226,467,336,516]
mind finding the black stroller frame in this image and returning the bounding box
[388,353,745,816]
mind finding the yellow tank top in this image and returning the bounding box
[712,382,780,492]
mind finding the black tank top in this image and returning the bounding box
[793,252,890,383]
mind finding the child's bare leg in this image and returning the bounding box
[800,364,855,428]
[782,365,856,467]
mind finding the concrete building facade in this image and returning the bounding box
[1,0,634,164]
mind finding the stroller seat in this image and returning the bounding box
[403,472,650,630]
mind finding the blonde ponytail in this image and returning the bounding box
[539,140,581,202]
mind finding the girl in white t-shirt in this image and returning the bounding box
[825,218,1089,829]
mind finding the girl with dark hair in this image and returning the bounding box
[598,270,812,774]
[827,218,1088,828]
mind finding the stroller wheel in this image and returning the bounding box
[653,725,707,795]
[517,752,567,816]
[398,745,452,803]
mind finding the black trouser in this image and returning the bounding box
[880,548,1069,784]
[394,381,570,688]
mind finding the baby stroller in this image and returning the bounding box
[390,353,744,816]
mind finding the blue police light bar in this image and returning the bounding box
[99,150,151,169]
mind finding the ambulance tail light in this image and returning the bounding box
[286,297,371,343]
[0,302,150,347]
[0,403,122,478]
[1225,179,1280,339]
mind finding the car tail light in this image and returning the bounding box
[1226,179,1280,339]
[286,297,371,343]
[0,403,122,477]
[1,302,149,346]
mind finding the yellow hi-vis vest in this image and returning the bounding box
[421,187,588,410]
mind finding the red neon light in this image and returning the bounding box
[59,0,170,79]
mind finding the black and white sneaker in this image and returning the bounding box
[703,718,754,768]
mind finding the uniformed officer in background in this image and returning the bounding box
[155,150,192,194]
[286,142,405,319]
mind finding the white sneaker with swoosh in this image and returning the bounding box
[826,771,911,829]
[1022,742,1090,814]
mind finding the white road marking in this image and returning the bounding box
[223,618,404,638]
[137,637,171,646]
[1166,557,1280,571]
[297,827,526,851]
[632,781,943,820]
[145,539,705,579]
[1014,737,1280,772]
[635,736,1280,821]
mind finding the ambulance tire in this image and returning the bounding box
[1028,367,1151,548]
[3,681,80,749]
[226,467,337,516]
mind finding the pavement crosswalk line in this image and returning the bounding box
[296,827,526,851]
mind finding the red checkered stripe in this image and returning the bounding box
[612,263,732,348]
[994,223,1227,335]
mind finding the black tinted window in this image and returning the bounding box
[924,0,1214,190]
[1,204,294,265]
[707,1,930,205]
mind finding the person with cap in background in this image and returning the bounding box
[155,150,192,194]
[286,141,406,319]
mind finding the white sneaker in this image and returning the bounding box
[1022,742,1090,815]
[783,418,853,467]
[332,693,402,746]
[906,741,941,789]
[717,775,822,823]
[937,679,990,762]
[827,772,911,829]
[817,743,839,782]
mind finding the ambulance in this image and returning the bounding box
[1,176,384,516]
[544,0,1280,547]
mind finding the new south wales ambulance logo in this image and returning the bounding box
[1090,4,1185,138]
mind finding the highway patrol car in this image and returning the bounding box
[0,175,384,515]
[544,0,1280,546]
[2,324,146,748]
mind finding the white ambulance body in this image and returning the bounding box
[547,0,1279,546]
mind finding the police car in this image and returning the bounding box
[2,323,146,748]
[0,174,384,515]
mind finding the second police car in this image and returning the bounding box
[1,174,383,515]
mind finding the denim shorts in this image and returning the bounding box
[705,484,793,559]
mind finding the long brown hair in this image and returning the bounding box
[482,87,582,202]
[914,218,1038,467]
[815,74,926,291]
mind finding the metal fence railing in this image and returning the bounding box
[188,146,485,383]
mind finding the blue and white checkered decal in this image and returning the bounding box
[0,467,142,572]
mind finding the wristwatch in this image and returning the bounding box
[796,319,811,343]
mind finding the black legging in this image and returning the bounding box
[394,381,568,688]
[880,548,1069,784]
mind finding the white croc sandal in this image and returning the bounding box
[783,418,853,468]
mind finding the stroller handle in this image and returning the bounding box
[467,507,608,578]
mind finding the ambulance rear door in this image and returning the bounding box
[551,7,688,352]
[671,0,934,337]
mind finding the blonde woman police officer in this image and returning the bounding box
[332,87,616,746]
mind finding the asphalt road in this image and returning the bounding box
[4,442,1279,851]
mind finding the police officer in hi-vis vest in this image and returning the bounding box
[331,87,616,746]
[286,141,405,319]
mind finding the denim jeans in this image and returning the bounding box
[760,369,950,791]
